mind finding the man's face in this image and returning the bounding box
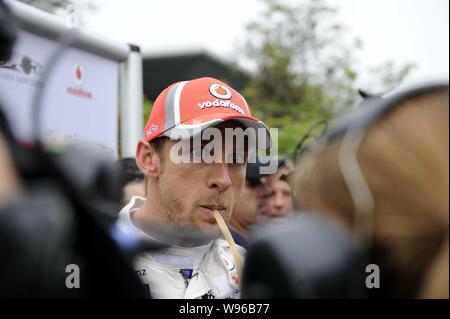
[233,179,271,226]
[156,122,248,231]
[267,168,294,218]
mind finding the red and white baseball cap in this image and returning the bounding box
[143,77,271,150]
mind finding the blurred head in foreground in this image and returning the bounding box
[290,84,449,298]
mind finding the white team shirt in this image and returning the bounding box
[116,196,246,299]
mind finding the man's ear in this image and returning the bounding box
[136,139,161,180]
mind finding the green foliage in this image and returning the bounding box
[243,0,360,114]
[266,105,331,155]
[18,0,73,13]
[143,96,153,126]
[241,0,415,156]
[368,62,417,93]
[17,0,97,26]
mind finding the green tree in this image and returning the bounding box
[17,0,97,26]
[18,0,74,13]
[240,0,415,155]
[368,61,417,93]
[143,96,152,127]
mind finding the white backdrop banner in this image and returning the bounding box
[0,30,119,159]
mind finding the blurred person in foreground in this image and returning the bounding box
[266,159,294,219]
[117,157,145,205]
[228,156,279,248]
[289,84,449,298]
[0,0,146,297]
[0,129,21,212]
[116,77,272,299]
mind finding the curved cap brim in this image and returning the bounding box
[162,114,272,150]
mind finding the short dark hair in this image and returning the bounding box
[117,157,144,189]
[150,136,168,154]
[143,136,169,196]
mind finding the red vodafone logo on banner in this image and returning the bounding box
[73,63,84,85]
[67,63,92,99]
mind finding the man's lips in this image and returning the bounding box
[200,205,227,222]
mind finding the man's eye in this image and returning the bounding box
[283,191,292,197]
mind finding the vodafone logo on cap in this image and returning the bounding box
[209,84,232,100]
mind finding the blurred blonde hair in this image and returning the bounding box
[0,134,21,205]
[290,88,449,298]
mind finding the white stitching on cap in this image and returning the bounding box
[173,81,188,125]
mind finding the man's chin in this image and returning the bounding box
[193,215,234,240]
[191,221,221,234]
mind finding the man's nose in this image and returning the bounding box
[274,193,285,208]
[208,163,232,192]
